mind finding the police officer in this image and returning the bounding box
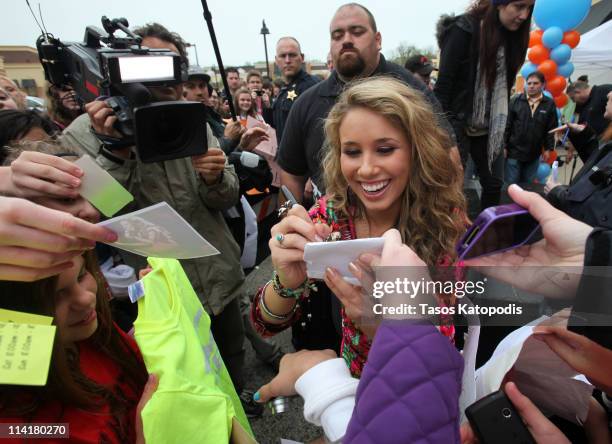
[271,37,319,143]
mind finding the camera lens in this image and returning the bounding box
[501,408,512,419]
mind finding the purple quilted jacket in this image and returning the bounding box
[344,321,463,444]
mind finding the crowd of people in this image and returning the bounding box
[0,0,611,443]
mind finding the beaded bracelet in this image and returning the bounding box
[259,281,298,321]
[272,272,317,299]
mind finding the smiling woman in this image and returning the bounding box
[252,76,466,377]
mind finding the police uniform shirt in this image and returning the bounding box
[277,54,456,191]
[271,69,319,143]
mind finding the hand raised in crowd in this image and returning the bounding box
[135,373,159,444]
[253,349,337,403]
[224,120,244,142]
[85,100,123,139]
[2,151,83,199]
[533,326,612,394]
[270,204,331,290]
[191,148,226,185]
[464,184,593,299]
[566,122,586,134]
[461,382,570,444]
[0,196,117,281]
[239,126,269,151]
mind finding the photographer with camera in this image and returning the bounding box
[59,22,262,417]
[246,70,272,122]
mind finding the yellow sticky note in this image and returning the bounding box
[0,321,56,386]
[0,309,53,325]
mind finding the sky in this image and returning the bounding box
[2,0,469,67]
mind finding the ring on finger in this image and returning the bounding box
[275,233,285,245]
[277,200,294,219]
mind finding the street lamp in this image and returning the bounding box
[185,42,200,66]
[260,20,270,78]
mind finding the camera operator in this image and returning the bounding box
[60,22,262,417]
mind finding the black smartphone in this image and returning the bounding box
[466,391,535,444]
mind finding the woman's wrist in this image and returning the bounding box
[274,271,313,299]
[261,282,299,324]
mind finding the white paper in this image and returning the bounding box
[475,310,593,424]
[98,202,220,259]
[239,196,258,269]
[304,238,384,285]
[459,298,481,423]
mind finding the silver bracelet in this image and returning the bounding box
[259,281,298,321]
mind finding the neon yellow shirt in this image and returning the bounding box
[134,257,253,443]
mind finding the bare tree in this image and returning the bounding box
[387,42,436,67]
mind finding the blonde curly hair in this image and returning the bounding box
[323,76,466,265]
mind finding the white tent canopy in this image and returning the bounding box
[571,20,612,84]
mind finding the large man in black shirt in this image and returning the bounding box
[277,2,458,202]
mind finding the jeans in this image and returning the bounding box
[504,158,540,186]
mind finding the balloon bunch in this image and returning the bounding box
[520,0,591,109]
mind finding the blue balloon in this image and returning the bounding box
[536,162,552,183]
[533,0,591,32]
[520,62,538,79]
[543,90,553,99]
[542,27,564,49]
[558,62,575,78]
[550,44,572,65]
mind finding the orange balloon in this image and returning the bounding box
[554,94,569,108]
[528,45,550,65]
[562,31,581,49]
[529,30,544,48]
[538,60,558,81]
[547,75,567,96]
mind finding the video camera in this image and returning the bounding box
[37,16,207,163]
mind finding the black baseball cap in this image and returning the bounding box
[404,55,437,76]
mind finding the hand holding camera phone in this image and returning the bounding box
[466,390,536,444]
[456,203,542,261]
